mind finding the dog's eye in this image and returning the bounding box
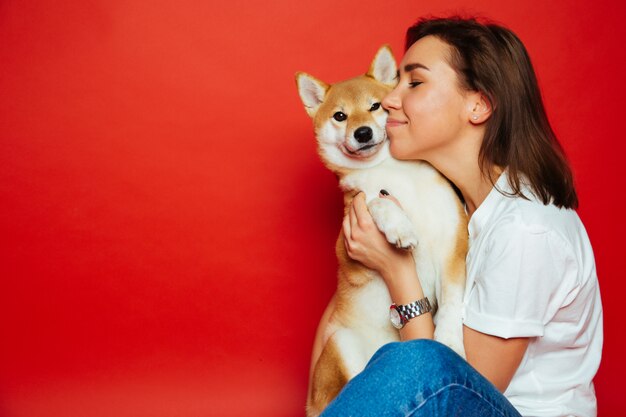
[333,112,347,122]
[369,103,381,111]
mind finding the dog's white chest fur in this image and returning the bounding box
[340,158,465,311]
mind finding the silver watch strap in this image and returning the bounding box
[397,298,432,320]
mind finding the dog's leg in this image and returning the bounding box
[307,336,349,417]
[307,328,372,416]
[307,329,370,417]
[433,280,466,358]
[367,197,418,250]
[433,227,467,358]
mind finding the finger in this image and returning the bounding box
[379,189,403,209]
[353,192,372,227]
[349,195,359,230]
[342,214,351,241]
[342,215,353,255]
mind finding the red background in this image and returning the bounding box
[1,1,624,416]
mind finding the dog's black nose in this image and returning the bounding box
[354,126,373,143]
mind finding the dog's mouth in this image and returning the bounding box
[341,139,386,159]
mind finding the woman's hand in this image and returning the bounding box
[344,191,433,340]
[342,191,414,280]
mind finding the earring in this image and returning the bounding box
[472,115,479,120]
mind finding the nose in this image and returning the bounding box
[354,126,373,143]
[382,85,401,111]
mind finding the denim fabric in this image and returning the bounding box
[320,339,522,417]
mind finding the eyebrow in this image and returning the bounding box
[404,63,430,72]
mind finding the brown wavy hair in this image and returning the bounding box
[406,17,578,209]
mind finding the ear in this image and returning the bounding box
[467,92,493,125]
[367,45,397,86]
[295,72,329,118]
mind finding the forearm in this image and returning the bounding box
[382,257,434,341]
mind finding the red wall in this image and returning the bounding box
[1,1,624,416]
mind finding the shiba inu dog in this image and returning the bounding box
[296,45,468,417]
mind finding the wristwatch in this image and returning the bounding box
[389,298,432,329]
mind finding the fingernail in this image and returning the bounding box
[380,189,389,196]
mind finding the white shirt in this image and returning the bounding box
[462,171,603,417]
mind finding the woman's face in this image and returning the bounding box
[382,36,471,161]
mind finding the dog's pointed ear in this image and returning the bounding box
[296,72,329,118]
[367,45,397,86]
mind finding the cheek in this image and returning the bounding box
[408,89,462,138]
[374,108,388,123]
[317,119,345,145]
[389,94,463,160]
[404,88,444,123]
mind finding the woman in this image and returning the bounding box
[320,17,603,417]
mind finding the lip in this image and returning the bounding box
[386,118,407,127]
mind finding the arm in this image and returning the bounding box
[387,262,528,391]
[344,192,528,391]
[381,256,434,341]
[342,192,434,340]
[463,326,529,392]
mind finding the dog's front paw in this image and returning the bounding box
[368,198,418,250]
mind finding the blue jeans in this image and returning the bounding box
[320,339,522,417]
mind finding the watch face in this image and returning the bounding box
[389,307,403,329]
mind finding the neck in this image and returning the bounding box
[423,130,501,218]
[452,165,500,218]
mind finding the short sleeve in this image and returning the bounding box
[463,221,578,339]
